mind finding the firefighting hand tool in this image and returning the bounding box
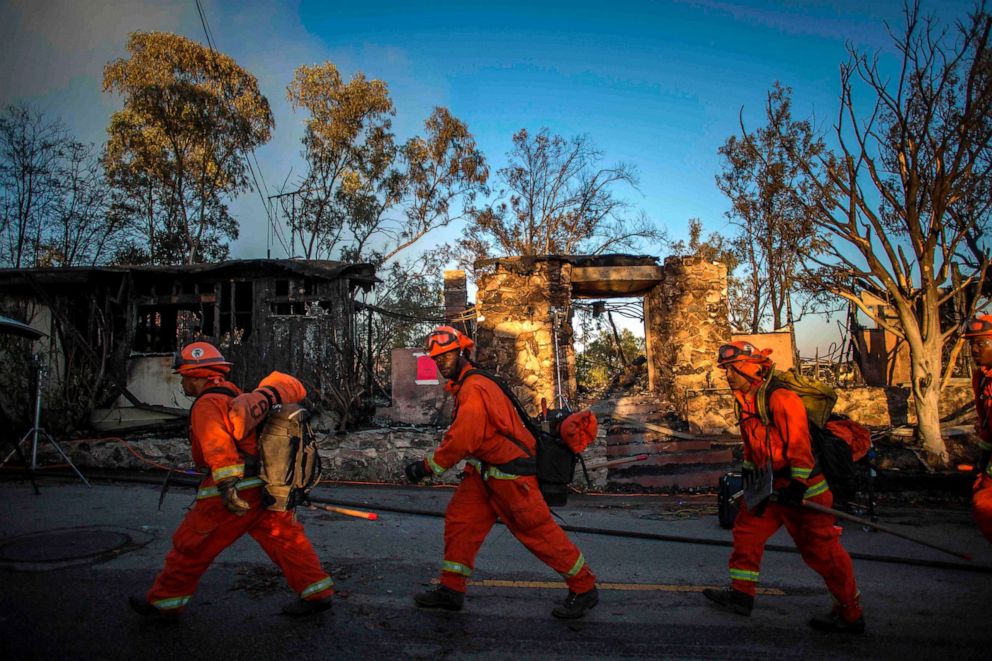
[742,460,774,511]
[308,503,378,520]
[216,477,251,515]
[800,499,973,561]
[741,466,755,490]
[157,468,172,511]
[405,459,429,483]
[729,487,975,560]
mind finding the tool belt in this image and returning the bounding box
[469,455,537,480]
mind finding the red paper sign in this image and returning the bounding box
[415,354,439,384]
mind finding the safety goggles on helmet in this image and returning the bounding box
[426,330,460,353]
[717,342,759,366]
[962,316,992,338]
[425,325,474,358]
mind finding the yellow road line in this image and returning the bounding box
[431,578,785,595]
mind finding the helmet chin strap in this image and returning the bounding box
[728,363,764,389]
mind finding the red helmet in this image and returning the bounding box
[962,314,992,338]
[425,325,474,358]
[716,341,772,367]
[172,342,232,375]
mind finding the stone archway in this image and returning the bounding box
[473,254,730,424]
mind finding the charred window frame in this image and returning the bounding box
[132,278,253,352]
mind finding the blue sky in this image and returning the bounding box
[0,0,975,353]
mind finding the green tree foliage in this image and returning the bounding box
[103,31,274,265]
[768,2,992,462]
[717,82,827,333]
[283,63,489,415]
[576,326,645,394]
[458,128,662,270]
[283,64,488,265]
[284,62,399,260]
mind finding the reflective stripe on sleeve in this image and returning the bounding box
[196,477,264,500]
[804,478,829,499]
[790,466,812,480]
[427,452,446,476]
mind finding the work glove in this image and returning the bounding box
[257,371,307,407]
[774,479,807,507]
[405,459,430,484]
[216,477,251,515]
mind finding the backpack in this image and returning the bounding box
[200,387,322,512]
[753,368,872,506]
[256,403,322,511]
[458,369,595,507]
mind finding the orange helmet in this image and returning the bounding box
[172,341,232,376]
[716,341,772,367]
[962,314,992,338]
[425,325,474,358]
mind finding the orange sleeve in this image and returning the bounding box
[191,394,245,483]
[427,381,490,475]
[768,389,817,484]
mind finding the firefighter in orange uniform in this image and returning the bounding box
[703,341,864,634]
[405,326,598,619]
[963,314,992,542]
[129,342,333,618]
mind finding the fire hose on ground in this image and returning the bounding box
[5,466,990,575]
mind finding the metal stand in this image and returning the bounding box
[1,355,90,487]
[0,432,40,494]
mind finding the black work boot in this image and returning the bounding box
[809,611,866,634]
[281,597,332,617]
[128,594,180,620]
[551,587,599,619]
[702,588,754,616]
[414,585,464,611]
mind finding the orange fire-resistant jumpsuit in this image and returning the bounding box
[971,368,992,542]
[145,381,332,613]
[730,385,862,622]
[424,364,596,594]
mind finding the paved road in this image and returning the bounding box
[1,478,990,660]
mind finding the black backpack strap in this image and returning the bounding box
[190,385,258,474]
[761,383,822,479]
[195,385,238,402]
[457,368,536,459]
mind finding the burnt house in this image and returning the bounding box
[0,260,376,433]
